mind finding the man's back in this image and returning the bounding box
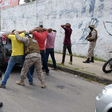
[33,31,48,50]
[63,27,72,45]
[8,33,25,56]
[46,32,56,48]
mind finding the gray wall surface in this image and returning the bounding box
[1,0,112,60]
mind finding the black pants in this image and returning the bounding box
[40,50,49,73]
[62,44,72,63]
[46,48,57,69]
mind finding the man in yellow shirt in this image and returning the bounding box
[0,30,33,88]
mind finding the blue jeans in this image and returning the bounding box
[1,55,33,86]
[30,65,35,76]
[46,48,57,69]
[40,50,49,73]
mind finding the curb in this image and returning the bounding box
[48,63,112,85]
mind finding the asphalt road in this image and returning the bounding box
[0,66,105,112]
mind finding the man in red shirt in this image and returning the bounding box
[29,27,49,75]
[61,23,73,65]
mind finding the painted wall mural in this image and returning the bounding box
[103,21,112,36]
[75,18,99,45]
[1,0,112,60]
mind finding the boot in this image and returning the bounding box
[90,57,94,63]
[41,81,46,88]
[16,80,25,86]
[69,62,72,65]
[60,62,64,65]
[83,58,90,63]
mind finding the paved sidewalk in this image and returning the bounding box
[48,53,112,84]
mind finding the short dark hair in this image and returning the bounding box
[25,32,29,37]
[66,23,70,25]
[39,25,43,28]
[12,29,16,33]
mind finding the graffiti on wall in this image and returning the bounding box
[81,0,88,14]
[100,0,104,2]
[71,18,99,46]
[89,0,96,17]
[98,4,104,18]
[103,21,112,36]
[1,7,37,30]
[59,7,78,18]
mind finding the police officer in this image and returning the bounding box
[14,30,46,88]
[83,25,98,63]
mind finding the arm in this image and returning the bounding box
[29,27,48,34]
[18,30,26,34]
[14,31,29,46]
[87,30,96,41]
[61,25,66,28]
[42,28,48,32]
[29,28,39,34]
[29,27,43,34]
[52,29,57,32]
[3,33,12,38]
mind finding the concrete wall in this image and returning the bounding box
[1,0,112,60]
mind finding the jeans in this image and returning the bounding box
[46,48,57,69]
[30,65,35,76]
[62,44,72,63]
[1,55,33,86]
[40,50,49,73]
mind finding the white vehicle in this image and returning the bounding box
[95,84,112,112]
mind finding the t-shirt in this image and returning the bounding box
[8,33,25,56]
[46,32,56,48]
[33,31,47,50]
[63,27,72,45]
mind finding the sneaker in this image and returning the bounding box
[60,62,64,65]
[29,82,34,85]
[16,80,25,86]
[0,84,6,88]
[69,62,72,65]
[41,81,46,88]
[51,68,57,71]
[54,68,57,71]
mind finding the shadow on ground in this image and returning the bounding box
[0,64,22,73]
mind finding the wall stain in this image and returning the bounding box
[48,11,57,19]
